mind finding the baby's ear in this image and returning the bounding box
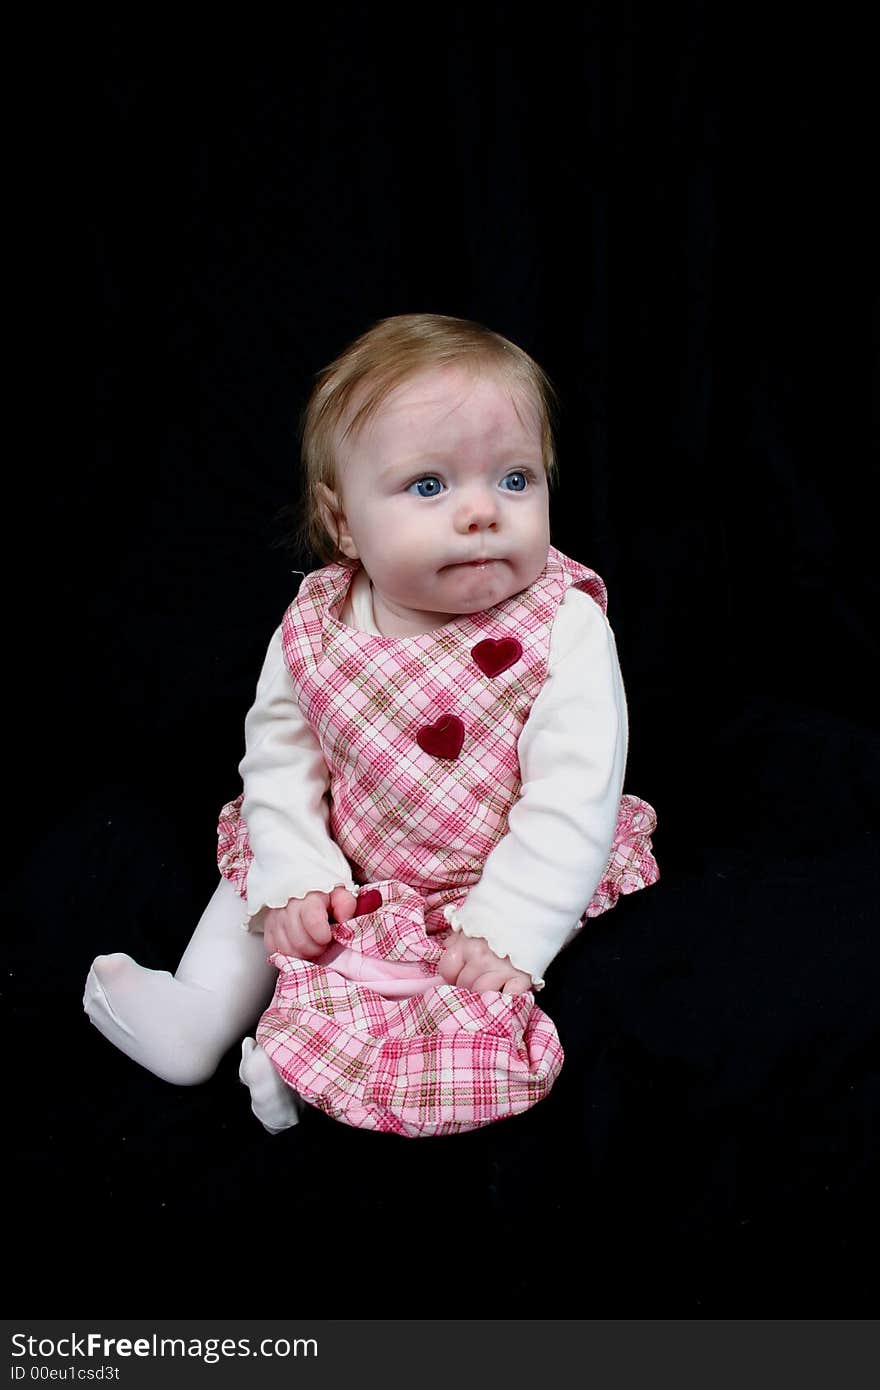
[316,482,359,560]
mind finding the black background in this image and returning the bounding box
[12,7,877,1313]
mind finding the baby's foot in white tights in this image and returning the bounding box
[84,953,225,1086]
[239,1039,300,1134]
[239,1038,302,1134]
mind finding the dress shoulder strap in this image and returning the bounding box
[547,545,608,614]
[281,562,355,673]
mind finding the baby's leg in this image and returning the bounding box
[84,877,276,1085]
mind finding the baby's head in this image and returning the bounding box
[298,313,558,635]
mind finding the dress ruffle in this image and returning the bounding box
[581,794,660,920]
[217,790,661,925]
[216,793,251,900]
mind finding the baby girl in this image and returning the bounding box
[84,313,658,1136]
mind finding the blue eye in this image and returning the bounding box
[500,471,529,492]
[408,476,444,497]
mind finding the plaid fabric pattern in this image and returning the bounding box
[282,548,589,925]
[580,794,660,919]
[217,545,657,924]
[255,879,565,1136]
[218,545,659,1134]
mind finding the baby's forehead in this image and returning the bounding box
[340,362,540,443]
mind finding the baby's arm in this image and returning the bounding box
[239,624,358,927]
[440,587,628,988]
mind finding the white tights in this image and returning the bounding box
[83,876,301,1131]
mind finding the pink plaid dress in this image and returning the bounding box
[217,545,658,1136]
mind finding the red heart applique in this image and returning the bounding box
[471,637,523,677]
[416,713,465,760]
[354,888,382,916]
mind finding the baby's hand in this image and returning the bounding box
[263,886,359,960]
[437,933,533,995]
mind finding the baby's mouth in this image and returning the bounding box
[445,557,499,569]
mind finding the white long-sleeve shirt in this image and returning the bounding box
[238,567,628,985]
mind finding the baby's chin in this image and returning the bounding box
[435,561,529,611]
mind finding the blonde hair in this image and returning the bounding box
[294,313,559,567]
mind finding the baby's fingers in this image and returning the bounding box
[437,936,468,985]
[262,917,307,961]
[329,885,359,923]
[298,893,334,952]
[457,967,532,995]
[499,972,532,996]
[264,918,301,957]
[466,968,511,994]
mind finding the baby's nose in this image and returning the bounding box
[455,489,499,532]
